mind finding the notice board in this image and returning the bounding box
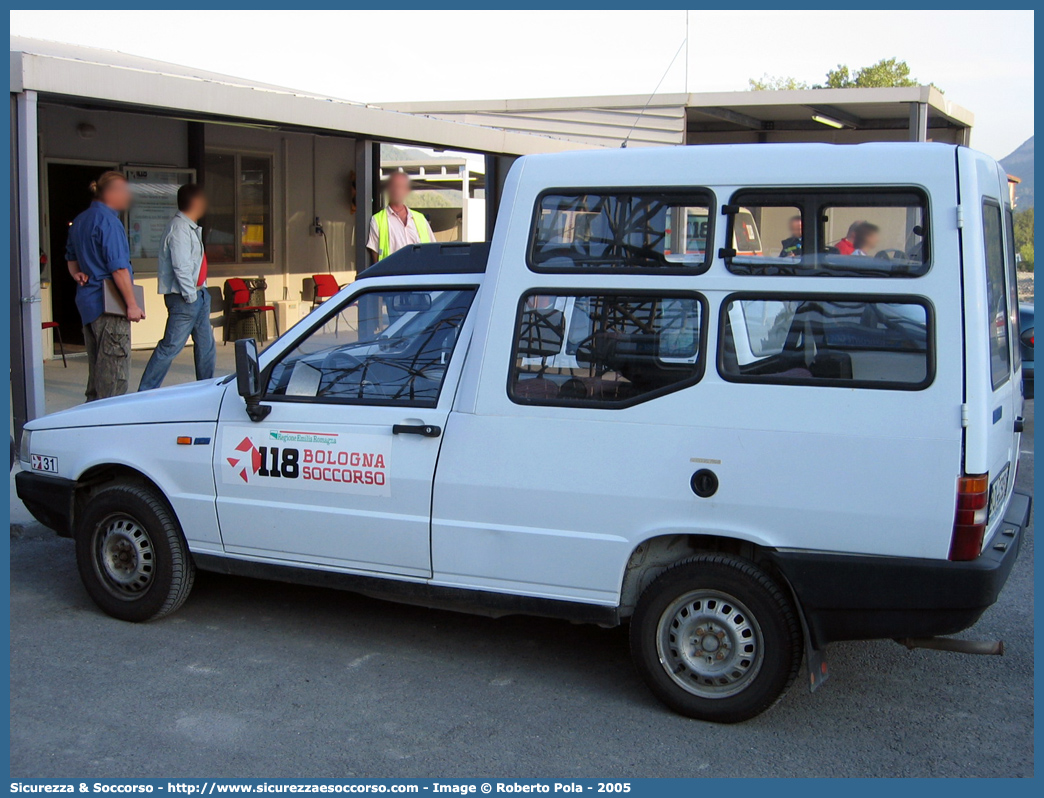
[124,167,196,271]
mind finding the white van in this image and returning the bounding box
[17,143,1030,723]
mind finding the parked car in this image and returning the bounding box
[1020,302,1033,398]
[16,143,1031,723]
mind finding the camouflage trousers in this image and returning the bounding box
[83,314,131,402]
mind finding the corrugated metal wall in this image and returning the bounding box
[405,104,686,149]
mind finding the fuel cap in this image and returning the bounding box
[690,469,719,498]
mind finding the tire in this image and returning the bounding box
[629,553,801,723]
[75,482,195,622]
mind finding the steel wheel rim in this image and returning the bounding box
[93,514,155,599]
[656,589,764,699]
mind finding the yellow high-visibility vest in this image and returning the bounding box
[373,207,431,260]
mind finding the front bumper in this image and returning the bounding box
[15,471,78,538]
[767,490,1031,645]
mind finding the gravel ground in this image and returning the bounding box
[9,408,1035,779]
[1019,273,1034,301]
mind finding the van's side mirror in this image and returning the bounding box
[235,338,271,422]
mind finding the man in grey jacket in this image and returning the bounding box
[138,184,216,390]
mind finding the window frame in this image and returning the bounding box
[507,288,709,410]
[204,149,275,266]
[526,186,717,275]
[716,291,937,391]
[260,283,480,410]
[982,198,1011,390]
[723,187,932,277]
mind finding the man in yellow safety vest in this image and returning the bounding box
[366,171,435,264]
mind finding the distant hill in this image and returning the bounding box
[381,144,440,162]
[1001,136,1034,208]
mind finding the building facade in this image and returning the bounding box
[385,86,974,148]
[9,38,588,434]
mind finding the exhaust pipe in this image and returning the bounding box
[897,637,1004,655]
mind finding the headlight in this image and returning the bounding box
[18,429,31,467]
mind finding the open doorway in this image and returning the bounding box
[46,161,117,347]
[379,144,486,244]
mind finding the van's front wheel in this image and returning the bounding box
[630,554,801,723]
[75,482,195,622]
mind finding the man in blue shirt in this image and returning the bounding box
[138,184,216,391]
[65,171,145,401]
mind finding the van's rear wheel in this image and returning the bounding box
[75,482,195,622]
[630,554,801,723]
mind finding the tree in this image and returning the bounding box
[1014,207,1034,272]
[748,58,938,92]
[747,74,809,91]
[822,58,919,89]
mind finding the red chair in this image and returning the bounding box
[311,274,342,309]
[225,278,278,343]
[41,322,67,368]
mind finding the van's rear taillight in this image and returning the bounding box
[949,474,989,561]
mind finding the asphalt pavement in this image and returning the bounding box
[9,403,1034,778]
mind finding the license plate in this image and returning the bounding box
[30,453,58,474]
[989,464,1010,523]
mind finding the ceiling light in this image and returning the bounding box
[811,114,845,129]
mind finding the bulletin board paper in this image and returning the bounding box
[124,167,196,268]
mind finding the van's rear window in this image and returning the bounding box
[725,189,929,277]
[719,295,933,390]
[1004,207,1022,373]
[529,190,714,273]
[983,201,1011,389]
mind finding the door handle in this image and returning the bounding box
[392,424,441,438]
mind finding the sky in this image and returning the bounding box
[9,9,1034,160]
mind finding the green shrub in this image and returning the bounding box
[1014,208,1034,272]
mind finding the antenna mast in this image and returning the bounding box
[620,35,687,148]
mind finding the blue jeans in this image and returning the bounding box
[138,288,216,391]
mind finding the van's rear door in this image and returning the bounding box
[957,149,1021,544]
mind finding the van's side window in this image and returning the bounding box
[1004,207,1022,372]
[264,288,477,408]
[719,295,933,390]
[509,292,705,407]
[983,202,1011,388]
[725,190,929,277]
[528,191,714,273]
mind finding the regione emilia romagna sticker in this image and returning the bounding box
[221,427,392,497]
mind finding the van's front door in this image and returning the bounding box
[213,284,478,577]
